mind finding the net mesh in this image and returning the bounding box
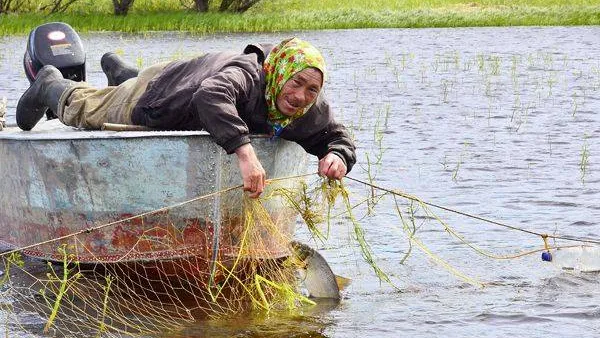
[0,177,327,337]
[0,174,585,337]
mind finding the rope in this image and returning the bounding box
[346,176,600,246]
[2,172,596,261]
[542,234,550,251]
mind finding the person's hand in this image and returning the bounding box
[235,143,266,198]
[318,152,347,180]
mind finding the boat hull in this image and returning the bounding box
[0,120,307,264]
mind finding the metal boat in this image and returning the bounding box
[0,119,307,265]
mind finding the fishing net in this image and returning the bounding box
[0,176,337,337]
[1,171,595,337]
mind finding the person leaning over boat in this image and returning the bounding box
[15,38,356,198]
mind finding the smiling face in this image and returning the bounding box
[263,38,327,133]
[275,67,323,117]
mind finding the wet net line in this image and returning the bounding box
[346,176,600,246]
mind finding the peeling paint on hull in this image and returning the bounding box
[0,120,307,265]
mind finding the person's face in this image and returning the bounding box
[276,68,323,117]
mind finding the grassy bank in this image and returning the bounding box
[1,0,599,35]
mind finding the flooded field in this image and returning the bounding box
[1,26,599,337]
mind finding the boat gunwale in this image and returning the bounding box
[0,126,272,141]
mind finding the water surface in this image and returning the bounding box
[1,27,599,337]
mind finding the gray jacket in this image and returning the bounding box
[131,43,356,172]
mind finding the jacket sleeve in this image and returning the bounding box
[281,95,357,173]
[191,66,258,154]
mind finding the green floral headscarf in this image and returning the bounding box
[263,37,326,136]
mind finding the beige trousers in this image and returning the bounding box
[57,62,170,129]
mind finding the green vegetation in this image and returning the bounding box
[1,0,600,35]
[580,135,590,184]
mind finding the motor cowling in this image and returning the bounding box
[23,22,86,84]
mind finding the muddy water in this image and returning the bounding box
[1,27,599,337]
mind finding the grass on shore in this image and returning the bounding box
[0,1,599,35]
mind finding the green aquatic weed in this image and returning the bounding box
[0,252,25,287]
[580,135,590,184]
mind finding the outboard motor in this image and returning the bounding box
[23,22,86,119]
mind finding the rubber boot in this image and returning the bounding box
[16,65,74,131]
[100,52,139,86]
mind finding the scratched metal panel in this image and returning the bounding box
[0,119,308,262]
